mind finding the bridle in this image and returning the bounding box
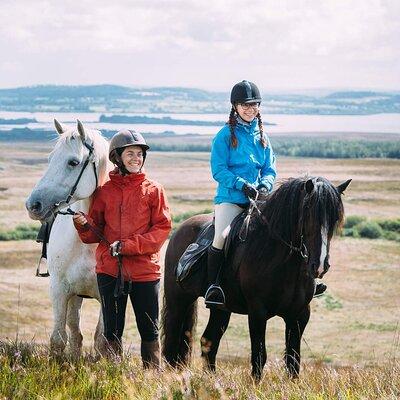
[36,139,98,278]
[239,194,309,260]
[56,140,98,212]
[246,195,332,278]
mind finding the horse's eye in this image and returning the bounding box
[68,159,80,167]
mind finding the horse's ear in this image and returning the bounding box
[305,179,314,194]
[337,179,352,194]
[54,119,65,135]
[77,120,86,141]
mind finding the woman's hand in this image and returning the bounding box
[72,212,88,226]
[242,183,259,200]
[109,241,121,256]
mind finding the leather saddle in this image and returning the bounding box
[175,210,247,285]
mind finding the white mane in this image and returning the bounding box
[52,127,112,187]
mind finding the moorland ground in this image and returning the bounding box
[0,142,399,369]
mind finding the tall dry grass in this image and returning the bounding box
[1,340,399,399]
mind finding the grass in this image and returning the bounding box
[1,145,400,398]
[0,223,40,241]
[1,340,399,399]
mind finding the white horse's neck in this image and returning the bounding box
[68,197,92,215]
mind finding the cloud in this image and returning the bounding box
[0,0,399,89]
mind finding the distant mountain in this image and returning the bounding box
[99,114,226,126]
[0,118,37,124]
[0,85,399,114]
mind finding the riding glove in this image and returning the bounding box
[257,184,270,196]
[110,241,121,257]
[242,183,259,200]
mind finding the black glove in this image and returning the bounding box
[109,241,121,257]
[242,183,259,200]
[257,185,270,195]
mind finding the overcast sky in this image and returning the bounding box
[0,0,399,91]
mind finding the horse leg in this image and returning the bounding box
[201,308,231,372]
[284,306,311,378]
[66,295,83,358]
[94,308,107,356]
[162,293,198,368]
[248,308,268,382]
[50,282,70,355]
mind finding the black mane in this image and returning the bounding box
[245,176,345,263]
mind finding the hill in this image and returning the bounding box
[0,85,399,114]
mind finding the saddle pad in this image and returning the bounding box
[175,208,249,284]
[175,223,214,283]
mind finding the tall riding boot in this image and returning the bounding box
[204,246,225,308]
[141,340,161,369]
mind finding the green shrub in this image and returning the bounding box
[356,221,384,239]
[377,219,400,233]
[342,228,360,238]
[345,215,366,229]
[0,224,40,241]
[383,231,400,242]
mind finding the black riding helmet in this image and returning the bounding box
[109,130,149,174]
[230,80,262,104]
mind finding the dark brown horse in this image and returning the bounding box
[161,176,351,380]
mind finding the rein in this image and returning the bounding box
[58,208,129,298]
[239,196,309,260]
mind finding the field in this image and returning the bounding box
[0,142,399,398]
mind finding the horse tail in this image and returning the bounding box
[161,289,198,367]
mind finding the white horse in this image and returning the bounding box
[26,120,112,356]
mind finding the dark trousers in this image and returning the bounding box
[97,273,160,342]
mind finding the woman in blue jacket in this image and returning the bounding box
[205,80,276,307]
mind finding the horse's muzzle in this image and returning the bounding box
[25,198,54,221]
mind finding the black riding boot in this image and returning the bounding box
[204,246,225,308]
[314,282,327,297]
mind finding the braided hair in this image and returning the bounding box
[228,106,238,148]
[256,111,267,148]
[227,106,267,148]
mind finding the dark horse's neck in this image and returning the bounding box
[242,176,343,275]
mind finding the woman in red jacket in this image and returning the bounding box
[73,130,171,368]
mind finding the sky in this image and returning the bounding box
[0,0,399,91]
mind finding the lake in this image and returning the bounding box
[0,111,399,137]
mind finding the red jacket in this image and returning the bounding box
[74,169,171,282]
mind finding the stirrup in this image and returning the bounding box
[205,284,225,307]
[313,282,327,298]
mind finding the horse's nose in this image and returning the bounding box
[29,200,42,213]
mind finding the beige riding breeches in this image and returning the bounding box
[212,202,244,249]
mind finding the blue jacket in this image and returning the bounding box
[210,117,276,205]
